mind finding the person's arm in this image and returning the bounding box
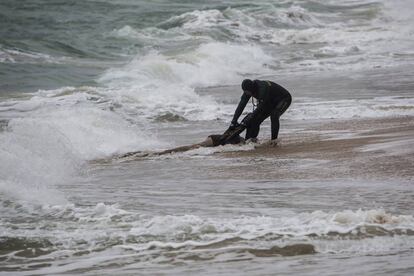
[241,84,272,126]
[231,92,250,124]
[251,98,271,117]
[240,101,270,127]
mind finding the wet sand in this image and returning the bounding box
[221,116,414,180]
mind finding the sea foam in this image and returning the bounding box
[0,86,165,204]
[99,42,271,121]
[1,200,413,256]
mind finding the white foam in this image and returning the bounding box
[141,2,413,72]
[0,120,78,205]
[180,9,227,29]
[0,180,68,206]
[105,0,414,83]
[4,202,413,243]
[3,107,151,160]
[160,6,321,35]
[1,200,413,269]
[126,209,414,242]
[181,143,256,156]
[289,97,414,120]
[101,42,271,88]
[0,86,168,204]
[99,42,271,121]
[0,46,67,64]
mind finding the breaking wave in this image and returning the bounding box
[97,42,271,122]
[1,200,413,273]
[0,86,167,206]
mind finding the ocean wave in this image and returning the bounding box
[100,42,272,88]
[3,201,414,243]
[0,46,67,64]
[114,6,324,46]
[0,86,168,205]
[0,86,164,156]
[98,42,271,121]
[108,0,413,77]
[1,201,413,267]
[157,6,321,33]
[123,2,383,47]
[127,210,414,241]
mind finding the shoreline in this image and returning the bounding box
[220,116,414,180]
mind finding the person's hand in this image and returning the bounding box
[240,113,253,127]
[229,121,240,130]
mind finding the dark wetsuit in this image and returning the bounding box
[232,80,292,140]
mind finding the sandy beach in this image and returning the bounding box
[222,116,414,180]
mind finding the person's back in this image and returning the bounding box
[260,80,291,102]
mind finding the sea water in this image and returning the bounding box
[1,0,414,275]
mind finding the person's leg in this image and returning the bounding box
[270,96,292,140]
[245,124,259,140]
[270,112,280,140]
[279,94,292,116]
[245,110,270,140]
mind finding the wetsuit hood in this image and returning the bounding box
[241,79,255,93]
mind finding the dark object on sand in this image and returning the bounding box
[118,131,244,159]
[215,114,252,146]
[117,114,252,160]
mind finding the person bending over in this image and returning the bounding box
[230,79,292,142]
